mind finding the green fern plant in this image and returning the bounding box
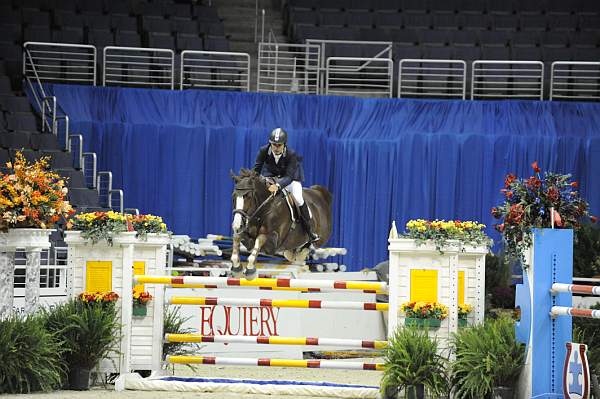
[163,306,201,372]
[0,313,66,393]
[451,316,524,398]
[380,325,449,398]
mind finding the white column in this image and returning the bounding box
[0,251,15,318]
[120,243,134,374]
[24,249,43,314]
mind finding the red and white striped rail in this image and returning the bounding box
[165,334,388,349]
[168,296,389,311]
[550,306,600,319]
[135,275,388,293]
[166,355,384,371]
[551,283,600,296]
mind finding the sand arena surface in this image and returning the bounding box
[4,362,384,399]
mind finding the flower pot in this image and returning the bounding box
[132,303,147,317]
[405,384,425,399]
[458,318,468,328]
[68,368,91,390]
[492,386,514,399]
[404,317,441,329]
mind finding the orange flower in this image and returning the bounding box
[531,161,541,173]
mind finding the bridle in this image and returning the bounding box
[232,178,278,234]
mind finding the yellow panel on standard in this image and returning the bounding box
[133,261,146,292]
[410,269,438,302]
[86,261,112,292]
[458,271,465,305]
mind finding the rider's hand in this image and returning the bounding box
[268,184,279,193]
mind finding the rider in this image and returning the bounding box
[253,127,319,244]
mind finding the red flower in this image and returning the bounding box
[526,176,541,190]
[494,223,505,233]
[506,204,525,225]
[504,174,517,188]
[547,186,560,202]
[531,161,541,173]
[591,216,598,224]
[570,181,579,188]
[506,191,513,198]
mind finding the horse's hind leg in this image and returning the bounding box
[245,233,266,280]
[230,235,243,278]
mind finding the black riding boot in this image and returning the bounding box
[299,203,319,243]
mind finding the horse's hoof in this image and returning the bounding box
[244,267,257,280]
[230,266,244,278]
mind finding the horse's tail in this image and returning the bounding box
[310,185,332,206]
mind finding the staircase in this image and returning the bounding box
[216,0,288,91]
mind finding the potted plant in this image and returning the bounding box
[491,161,597,266]
[458,304,473,328]
[451,316,524,399]
[132,288,152,317]
[403,219,492,253]
[402,301,448,329]
[43,292,121,390]
[381,325,449,399]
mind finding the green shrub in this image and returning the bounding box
[41,298,120,376]
[451,317,524,398]
[380,325,449,398]
[0,313,65,393]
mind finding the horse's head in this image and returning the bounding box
[230,168,270,234]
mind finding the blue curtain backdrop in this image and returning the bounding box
[40,84,600,271]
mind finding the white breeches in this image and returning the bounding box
[285,181,304,206]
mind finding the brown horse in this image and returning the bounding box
[230,168,332,279]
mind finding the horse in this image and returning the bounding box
[230,168,332,279]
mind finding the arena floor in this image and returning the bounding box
[4,363,383,399]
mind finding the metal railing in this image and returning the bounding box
[307,40,393,94]
[103,46,175,89]
[82,152,97,189]
[180,50,251,92]
[398,59,467,99]
[550,61,600,101]
[472,61,544,100]
[109,189,124,213]
[23,42,96,85]
[325,57,394,98]
[257,42,320,94]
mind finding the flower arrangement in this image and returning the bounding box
[78,291,120,304]
[402,301,449,320]
[132,288,152,306]
[128,214,168,240]
[70,211,168,244]
[0,151,74,231]
[71,211,128,245]
[491,161,597,266]
[403,219,492,253]
[458,303,473,320]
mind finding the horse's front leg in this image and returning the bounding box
[245,233,267,280]
[230,234,243,277]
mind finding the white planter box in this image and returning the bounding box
[65,231,170,374]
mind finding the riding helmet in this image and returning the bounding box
[269,128,288,145]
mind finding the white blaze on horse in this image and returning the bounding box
[230,169,332,280]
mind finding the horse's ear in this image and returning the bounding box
[230,169,240,183]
